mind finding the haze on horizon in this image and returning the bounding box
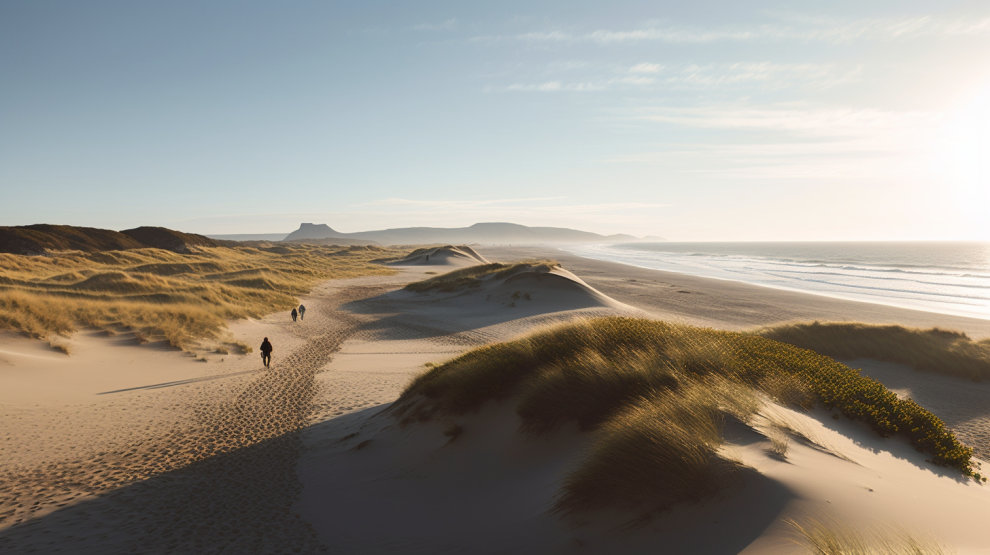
[2,0,989,242]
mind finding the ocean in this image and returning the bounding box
[563,242,990,320]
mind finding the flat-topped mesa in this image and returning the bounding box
[283,223,342,241]
[281,223,379,246]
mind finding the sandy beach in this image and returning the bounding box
[2,246,989,554]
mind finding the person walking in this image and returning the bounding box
[298,304,306,320]
[260,337,273,368]
[291,308,298,322]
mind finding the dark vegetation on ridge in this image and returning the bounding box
[760,321,990,381]
[0,224,221,255]
[394,317,980,515]
[119,226,221,253]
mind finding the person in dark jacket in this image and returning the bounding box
[299,304,306,320]
[291,308,298,322]
[260,337,273,368]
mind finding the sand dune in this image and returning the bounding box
[297,400,990,554]
[387,244,490,267]
[3,249,989,554]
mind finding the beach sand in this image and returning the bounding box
[483,245,990,338]
[1,246,988,553]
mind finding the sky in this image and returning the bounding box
[2,1,989,241]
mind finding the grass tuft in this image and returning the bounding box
[556,377,756,514]
[48,336,71,355]
[787,516,954,555]
[766,428,789,460]
[759,321,990,381]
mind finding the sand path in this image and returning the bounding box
[0,273,406,554]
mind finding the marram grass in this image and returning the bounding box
[760,321,990,381]
[0,244,399,350]
[394,317,980,514]
[787,516,954,555]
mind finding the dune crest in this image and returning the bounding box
[401,259,628,313]
[388,245,490,267]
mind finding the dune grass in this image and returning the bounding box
[403,260,558,293]
[788,517,954,555]
[759,321,990,382]
[0,244,399,350]
[394,317,980,514]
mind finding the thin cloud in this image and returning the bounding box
[506,81,559,91]
[488,15,990,46]
[627,104,937,136]
[663,62,863,90]
[630,63,664,74]
[500,62,860,93]
[358,198,670,216]
[362,197,567,208]
[413,18,457,31]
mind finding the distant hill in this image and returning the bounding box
[208,233,289,242]
[283,223,344,241]
[280,223,378,246]
[120,226,221,253]
[277,222,660,246]
[0,224,220,255]
[283,237,379,247]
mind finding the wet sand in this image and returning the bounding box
[482,245,990,338]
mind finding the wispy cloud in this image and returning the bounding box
[502,62,858,93]
[630,63,664,74]
[627,103,936,136]
[506,81,612,92]
[366,198,668,211]
[607,140,920,179]
[607,103,940,179]
[363,196,566,208]
[662,62,862,90]
[507,81,564,92]
[483,15,990,46]
[413,18,457,31]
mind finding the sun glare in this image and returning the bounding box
[936,82,990,236]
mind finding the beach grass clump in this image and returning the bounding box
[555,377,758,514]
[403,260,558,293]
[759,321,990,381]
[0,244,400,350]
[395,318,978,493]
[787,517,954,555]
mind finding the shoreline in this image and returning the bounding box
[561,245,990,322]
[480,245,990,339]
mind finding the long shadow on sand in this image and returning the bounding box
[341,288,624,346]
[0,426,328,554]
[295,404,795,555]
[843,359,990,462]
